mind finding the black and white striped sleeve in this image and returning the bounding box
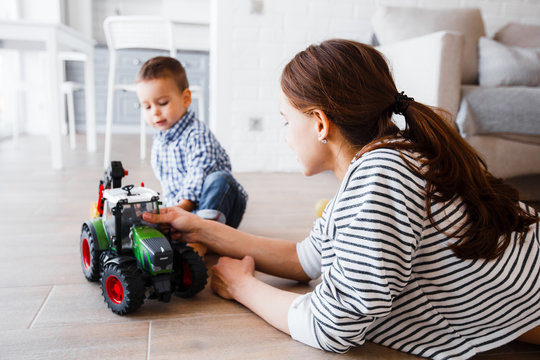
[289,152,424,352]
[296,212,328,280]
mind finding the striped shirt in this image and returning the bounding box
[151,110,247,206]
[288,147,540,359]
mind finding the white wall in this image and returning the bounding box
[66,0,93,38]
[92,0,210,44]
[210,0,540,173]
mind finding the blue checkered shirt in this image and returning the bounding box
[151,110,245,206]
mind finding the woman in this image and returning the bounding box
[143,39,540,359]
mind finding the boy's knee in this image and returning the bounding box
[196,208,226,224]
[202,171,233,192]
[205,170,230,184]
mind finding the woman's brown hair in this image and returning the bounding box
[281,39,538,260]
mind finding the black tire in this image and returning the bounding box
[171,243,208,298]
[80,223,101,281]
[100,261,145,315]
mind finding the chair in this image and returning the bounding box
[102,16,205,168]
[5,49,88,151]
[58,51,87,150]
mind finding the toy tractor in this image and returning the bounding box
[80,161,208,315]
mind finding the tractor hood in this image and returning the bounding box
[131,226,173,275]
[131,226,163,240]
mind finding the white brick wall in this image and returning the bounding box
[210,0,540,172]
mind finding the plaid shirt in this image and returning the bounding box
[151,110,245,206]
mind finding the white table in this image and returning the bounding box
[0,20,96,169]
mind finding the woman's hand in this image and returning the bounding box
[211,255,297,335]
[142,206,203,243]
[211,256,255,300]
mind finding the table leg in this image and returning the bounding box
[47,31,63,170]
[84,46,96,152]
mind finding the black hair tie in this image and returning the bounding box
[393,91,414,115]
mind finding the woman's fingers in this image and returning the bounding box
[142,211,167,223]
[142,206,182,224]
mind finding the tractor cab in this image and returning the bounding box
[102,185,160,252]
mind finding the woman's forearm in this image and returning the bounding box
[233,275,300,334]
[198,220,311,282]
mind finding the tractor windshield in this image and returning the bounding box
[121,201,159,228]
[131,201,159,219]
[102,200,160,252]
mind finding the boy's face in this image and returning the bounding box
[136,77,191,131]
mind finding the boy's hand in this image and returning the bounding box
[177,199,195,212]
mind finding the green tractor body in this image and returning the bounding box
[79,161,207,315]
[131,226,174,276]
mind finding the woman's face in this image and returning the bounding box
[279,90,328,176]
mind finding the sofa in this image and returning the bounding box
[371,7,540,200]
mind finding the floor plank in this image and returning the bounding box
[149,314,421,360]
[0,286,52,330]
[0,322,149,360]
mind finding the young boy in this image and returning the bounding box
[136,56,247,229]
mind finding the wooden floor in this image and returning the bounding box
[1,134,539,360]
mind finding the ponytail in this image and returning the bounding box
[367,101,538,259]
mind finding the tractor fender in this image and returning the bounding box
[84,220,109,251]
[102,253,136,268]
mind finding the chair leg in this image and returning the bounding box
[104,56,116,168]
[140,110,146,160]
[60,93,68,135]
[66,88,76,149]
[14,88,23,142]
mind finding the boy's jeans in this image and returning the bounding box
[195,171,246,228]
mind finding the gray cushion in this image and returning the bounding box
[456,85,540,137]
[478,37,540,87]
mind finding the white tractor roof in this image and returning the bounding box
[103,186,159,205]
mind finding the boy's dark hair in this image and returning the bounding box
[136,56,189,92]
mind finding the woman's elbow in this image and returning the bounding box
[312,322,366,353]
[318,339,353,354]
[293,272,313,283]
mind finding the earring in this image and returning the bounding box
[321,138,327,144]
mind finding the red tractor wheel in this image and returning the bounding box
[80,223,101,281]
[100,262,145,315]
[171,243,208,298]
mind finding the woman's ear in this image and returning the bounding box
[312,109,331,142]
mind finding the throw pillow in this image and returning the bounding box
[478,37,540,87]
[372,6,486,85]
[494,23,540,48]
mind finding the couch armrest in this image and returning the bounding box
[376,31,464,121]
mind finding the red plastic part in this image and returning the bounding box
[182,261,192,286]
[106,275,124,304]
[140,182,144,187]
[82,238,91,269]
[124,169,129,176]
[97,183,105,215]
